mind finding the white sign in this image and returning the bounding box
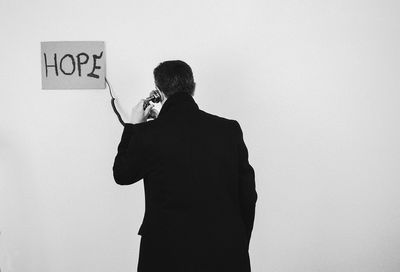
[41,41,106,89]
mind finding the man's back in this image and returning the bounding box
[113,92,257,272]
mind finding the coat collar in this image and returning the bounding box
[158,92,199,118]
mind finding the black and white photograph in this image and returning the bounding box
[0,0,399,271]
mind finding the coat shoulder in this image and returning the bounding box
[198,109,238,128]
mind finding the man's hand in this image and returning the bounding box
[147,90,160,119]
[130,99,154,124]
[148,107,159,119]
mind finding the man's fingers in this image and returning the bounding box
[148,108,159,119]
[144,104,154,115]
[152,108,159,117]
[147,105,154,115]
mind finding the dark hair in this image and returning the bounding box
[153,60,195,97]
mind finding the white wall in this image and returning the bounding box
[1,0,400,271]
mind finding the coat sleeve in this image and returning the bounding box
[233,120,258,247]
[113,123,151,185]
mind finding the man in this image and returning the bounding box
[113,60,257,272]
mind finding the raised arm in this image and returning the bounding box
[113,123,150,185]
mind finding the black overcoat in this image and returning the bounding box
[113,92,258,272]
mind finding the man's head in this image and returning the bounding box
[153,60,196,102]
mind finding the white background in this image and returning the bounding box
[1,0,400,271]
